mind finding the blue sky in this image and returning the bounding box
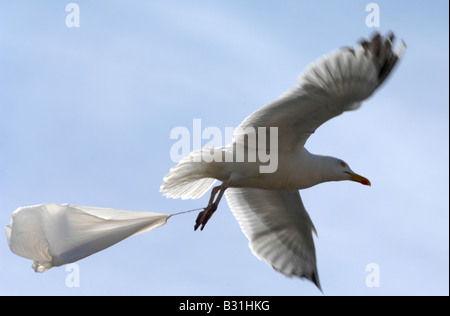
[1,1,448,296]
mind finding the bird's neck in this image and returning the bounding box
[300,149,339,187]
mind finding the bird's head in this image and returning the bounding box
[335,159,371,186]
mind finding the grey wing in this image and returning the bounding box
[233,32,406,151]
[225,188,321,290]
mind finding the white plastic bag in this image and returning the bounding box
[5,203,171,272]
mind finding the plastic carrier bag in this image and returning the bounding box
[5,203,171,272]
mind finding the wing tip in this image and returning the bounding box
[310,271,323,292]
[358,31,406,57]
[395,40,407,59]
[284,269,322,292]
[358,31,406,85]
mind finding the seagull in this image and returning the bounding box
[160,32,405,290]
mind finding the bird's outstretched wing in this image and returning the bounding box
[225,188,321,290]
[233,32,406,152]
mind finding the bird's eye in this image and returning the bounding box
[339,161,347,167]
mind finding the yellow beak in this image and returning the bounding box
[345,171,371,186]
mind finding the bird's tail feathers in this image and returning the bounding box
[160,147,218,200]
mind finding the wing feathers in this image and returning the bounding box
[226,188,321,290]
[233,32,405,151]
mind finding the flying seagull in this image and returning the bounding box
[161,32,405,290]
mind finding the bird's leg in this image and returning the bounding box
[206,185,221,207]
[194,181,228,231]
[192,185,221,231]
